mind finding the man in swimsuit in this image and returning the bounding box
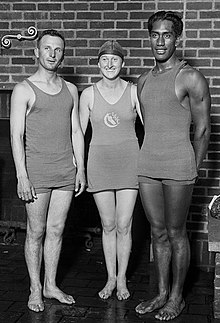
[135,11,211,321]
[10,29,86,312]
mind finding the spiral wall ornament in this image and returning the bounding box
[1,26,38,49]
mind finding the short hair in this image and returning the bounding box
[37,29,65,48]
[148,11,183,38]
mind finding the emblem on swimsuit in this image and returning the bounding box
[104,112,120,128]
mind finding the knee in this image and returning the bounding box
[151,227,168,243]
[167,226,187,241]
[26,224,45,241]
[47,222,65,239]
[102,222,116,234]
[116,222,131,236]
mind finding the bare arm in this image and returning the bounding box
[131,83,143,124]
[187,70,211,171]
[137,72,148,124]
[10,82,37,201]
[67,82,86,196]
[79,86,93,134]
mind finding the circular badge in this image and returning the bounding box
[104,112,120,128]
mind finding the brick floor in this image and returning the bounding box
[0,231,219,323]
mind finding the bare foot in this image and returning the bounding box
[43,287,75,304]
[28,290,44,312]
[135,295,167,314]
[155,299,185,321]
[116,278,130,300]
[98,278,116,300]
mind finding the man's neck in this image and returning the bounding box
[29,69,62,94]
[32,66,59,83]
[154,58,180,74]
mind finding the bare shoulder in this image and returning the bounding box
[82,84,93,95]
[138,70,149,85]
[79,85,94,112]
[137,70,150,97]
[13,79,29,93]
[130,82,138,96]
[10,80,35,116]
[178,63,209,89]
[12,79,33,101]
[64,79,78,96]
[80,85,94,100]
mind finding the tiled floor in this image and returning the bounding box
[0,230,219,323]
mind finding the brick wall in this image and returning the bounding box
[0,0,219,270]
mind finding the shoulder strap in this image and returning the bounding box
[24,78,36,91]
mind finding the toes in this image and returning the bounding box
[155,299,185,321]
[98,281,116,300]
[65,296,75,304]
[28,304,38,312]
[28,302,44,312]
[98,290,111,300]
[117,290,130,301]
[60,293,75,304]
[28,292,44,312]
[98,291,106,299]
[135,302,147,314]
[44,288,75,304]
[135,297,167,315]
[135,302,152,314]
[38,303,45,311]
[117,292,123,301]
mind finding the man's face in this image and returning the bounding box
[98,54,124,80]
[35,35,64,72]
[149,19,179,63]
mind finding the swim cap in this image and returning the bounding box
[98,40,124,60]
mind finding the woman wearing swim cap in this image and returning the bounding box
[79,40,143,300]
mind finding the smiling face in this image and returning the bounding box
[98,54,124,80]
[34,35,64,72]
[150,19,180,63]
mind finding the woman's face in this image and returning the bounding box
[98,54,124,80]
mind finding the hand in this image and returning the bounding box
[75,170,86,197]
[17,176,37,202]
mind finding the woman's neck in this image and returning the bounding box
[100,77,124,89]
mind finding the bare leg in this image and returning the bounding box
[25,192,51,312]
[116,189,138,300]
[93,191,117,299]
[43,189,74,304]
[135,182,168,314]
[155,184,193,321]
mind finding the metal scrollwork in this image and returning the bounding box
[1,26,38,49]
